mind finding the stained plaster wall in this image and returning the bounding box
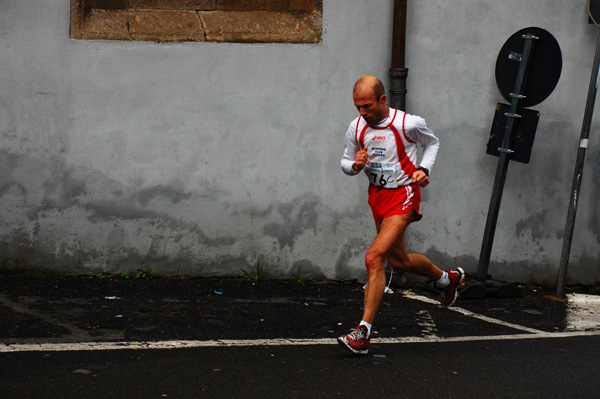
[0,0,599,285]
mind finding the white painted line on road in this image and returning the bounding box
[415,309,438,338]
[2,330,600,353]
[3,290,599,354]
[567,293,600,331]
[0,339,340,353]
[400,290,546,334]
[375,330,600,344]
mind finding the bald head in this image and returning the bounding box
[353,76,385,100]
[352,76,389,126]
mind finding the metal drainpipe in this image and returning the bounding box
[389,0,408,111]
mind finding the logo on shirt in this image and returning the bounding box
[372,147,386,157]
[372,135,386,141]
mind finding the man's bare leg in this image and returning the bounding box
[338,211,463,354]
[387,228,465,307]
[387,233,444,281]
[361,212,414,325]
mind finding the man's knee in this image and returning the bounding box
[365,249,385,272]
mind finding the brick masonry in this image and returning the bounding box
[71,0,322,43]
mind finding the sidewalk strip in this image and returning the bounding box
[567,293,600,331]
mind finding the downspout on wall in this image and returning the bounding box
[389,0,408,111]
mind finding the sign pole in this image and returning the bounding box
[556,28,600,298]
[477,34,539,279]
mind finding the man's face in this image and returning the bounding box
[353,90,387,126]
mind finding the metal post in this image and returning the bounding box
[389,0,408,111]
[389,68,408,111]
[556,28,600,298]
[477,34,539,279]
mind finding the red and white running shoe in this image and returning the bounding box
[337,325,370,355]
[438,267,465,307]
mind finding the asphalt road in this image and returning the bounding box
[1,275,599,398]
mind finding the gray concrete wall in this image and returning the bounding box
[0,0,598,285]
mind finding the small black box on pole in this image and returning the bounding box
[486,103,540,164]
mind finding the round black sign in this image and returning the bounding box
[495,27,562,107]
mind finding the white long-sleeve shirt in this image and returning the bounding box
[340,108,440,188]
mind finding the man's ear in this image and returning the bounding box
[379,94,387,105]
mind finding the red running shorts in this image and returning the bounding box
[367,183,422,224]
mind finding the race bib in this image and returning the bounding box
[365,162,398,188]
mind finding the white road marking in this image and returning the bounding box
[2,290,599,353]
[566,293,600,331]
[376,330,600,344]
[2,330,600,353]
[400,290,546,334]
[415,309,438,338]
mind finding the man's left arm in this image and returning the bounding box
[409,117,440,187]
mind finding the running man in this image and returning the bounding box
[338,76,464,355]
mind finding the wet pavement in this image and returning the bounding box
[1,274,599,398]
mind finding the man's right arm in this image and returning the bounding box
[352,147,368,172]
[341,123,362,176]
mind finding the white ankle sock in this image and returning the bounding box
[436,271,450,288]
[359,320,372,338]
